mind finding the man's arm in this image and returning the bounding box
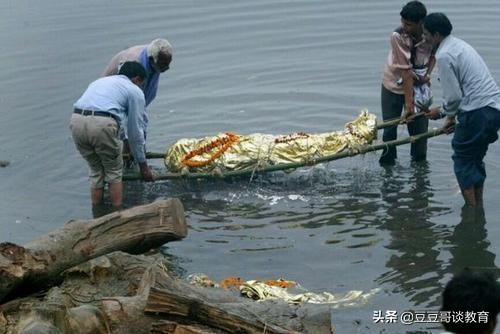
[424,54,459,133]
[389,32,414,119]
[437,54,462,117]
[102,52,122,77]
[401,69,415,118]
[126,88,154,181]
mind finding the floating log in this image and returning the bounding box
[0,199,187,303]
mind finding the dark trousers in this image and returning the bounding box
[379,84,428,163]
[452,106,500,190]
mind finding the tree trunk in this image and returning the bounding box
[1,252,333,334]
[0,199,187,303]
[145,268,332,334]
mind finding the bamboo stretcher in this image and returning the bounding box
[123,113,445,181]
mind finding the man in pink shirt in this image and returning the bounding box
[379,1,435,165]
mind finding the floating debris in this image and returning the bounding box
[187,273,379,306]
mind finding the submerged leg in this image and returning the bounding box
[461,187,477,207]
[91,187,104,205]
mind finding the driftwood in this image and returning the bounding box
[0,199,187,303]
[1,252,333,334]
[146,268,332,334]
[1,200,332,333]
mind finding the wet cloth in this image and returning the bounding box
[187,273,380,307]
[413,67,432,112]
[165,110,377,173]
[240,280,380,307]
[452,106,500,190]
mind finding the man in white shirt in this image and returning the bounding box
[424,13,500,207]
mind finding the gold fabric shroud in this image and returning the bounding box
[165,110,377,173]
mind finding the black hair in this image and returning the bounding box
[423,12,453,37]
[441,269,500,333]
[400,1,427,23]
[118,61,147,80]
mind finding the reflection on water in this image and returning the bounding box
[446,205,498,279]
[377,162,450,308]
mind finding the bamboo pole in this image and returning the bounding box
[123,125,446,181]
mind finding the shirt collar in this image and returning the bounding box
[436,35,453,56]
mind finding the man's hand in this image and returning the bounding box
[425,106,442,120]
[402,103,415,123]
[139,163,155,182]
[442,116,456,134]
[415,73,431,86]
[122,140,136,168]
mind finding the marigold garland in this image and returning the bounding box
[181,132,239,167]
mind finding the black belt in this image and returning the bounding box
[74,108,120,124]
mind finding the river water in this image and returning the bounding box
[1,1,499,333]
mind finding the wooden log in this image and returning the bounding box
[150,320,226,333]
[13,304,110,334]
[146,287,297,334]
[1,253,332,334]
[0,199,187,303]
[145,268,332,334]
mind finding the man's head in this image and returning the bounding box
[147,38,173,73]
[400,1,427,37]
[422,12,453,49]
[118,61,147,88]
[441,269,500,334]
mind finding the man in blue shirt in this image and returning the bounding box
[103,38,172,107]
[71,61,154,211]
[423,13,500,207]
[103,39,172,167]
